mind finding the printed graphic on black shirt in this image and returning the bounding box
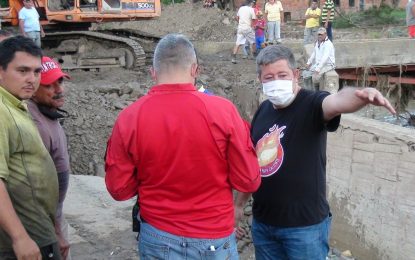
[255,124,286,177]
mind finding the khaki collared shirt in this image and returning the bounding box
[0,86,58,252]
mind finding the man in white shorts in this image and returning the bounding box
[231,0,256,64]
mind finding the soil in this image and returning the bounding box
[60,1,410,259]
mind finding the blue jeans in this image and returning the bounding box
[267,21,281,42]
[322,21,333,41]
[139,222,239,259]
[256,35,265,52]
[252,214,332,260]
[304,27,318,44]
[26,31,41,48]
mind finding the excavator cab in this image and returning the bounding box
[0,0,160,70]
[1,0,160,25]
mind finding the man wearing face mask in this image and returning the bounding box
[234,45,396,260]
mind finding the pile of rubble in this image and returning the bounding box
[63,70,151,175]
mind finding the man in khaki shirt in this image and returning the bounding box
[265,0,284,43]
[0,36,59,260]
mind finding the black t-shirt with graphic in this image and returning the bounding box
[250,89,340,227]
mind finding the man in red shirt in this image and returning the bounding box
[105,33,261,259]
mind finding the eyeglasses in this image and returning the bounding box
[318,34,324,36]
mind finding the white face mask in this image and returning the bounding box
[262,80,295,108]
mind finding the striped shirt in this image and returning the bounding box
[321,0,335,22]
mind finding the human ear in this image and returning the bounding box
[149,67,157,82]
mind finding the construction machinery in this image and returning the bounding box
[0,0,161,69]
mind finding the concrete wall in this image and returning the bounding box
[332,39,415,69]
[302,38,415,70]
[327,114,415,260]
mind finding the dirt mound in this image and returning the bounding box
[63,69,152,175]
[96,2,238,41]
[63,53,258,176]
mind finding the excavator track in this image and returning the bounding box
[43,30,147,70]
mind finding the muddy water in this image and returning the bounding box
[356,100,415,129]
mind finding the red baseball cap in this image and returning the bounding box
[40,56,70,85]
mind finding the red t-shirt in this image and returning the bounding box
[105,83,260,238]
[255,18,266,37]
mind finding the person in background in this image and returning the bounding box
[303,27,335,89]
[264,0,284,43]
[231,0,257,63]
[105,33,260,259]
[321,0,335,41]
[19,0,45,47]
[304,0,321,44]
[252,0,260,15]
[254,11,266,54]
[0,35,60,260]
[27,56,72,260]
[235,44,395,260]
[406,0,415,38]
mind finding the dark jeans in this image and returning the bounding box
[0,243,61,260]
[322,21,333,41]
[252,214,332,260]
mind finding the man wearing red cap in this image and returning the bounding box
[28,56,71,260]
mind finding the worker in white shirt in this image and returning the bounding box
[303,27,335,89]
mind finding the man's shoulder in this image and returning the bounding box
[26,100,46,123]
[199,92,235,108]
[325,39,335,48]
[0,97,14,118]
[0,100,10,121]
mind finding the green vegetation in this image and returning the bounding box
[333,4,406,28]
[0,0,9,7]
[161,0,185,5]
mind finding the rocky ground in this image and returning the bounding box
[60,1,411,259]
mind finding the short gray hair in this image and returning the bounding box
[153,34,197,74]
[256,45,297,76]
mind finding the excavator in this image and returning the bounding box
[0,0,161,69]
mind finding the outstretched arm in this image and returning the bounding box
[0,179,41,260]
[322,87,396,121]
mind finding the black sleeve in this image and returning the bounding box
[313,91,341,132]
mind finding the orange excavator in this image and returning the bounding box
[0,0,161,69]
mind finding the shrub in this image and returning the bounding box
[161,0,185,5]
[332,4,405,28]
